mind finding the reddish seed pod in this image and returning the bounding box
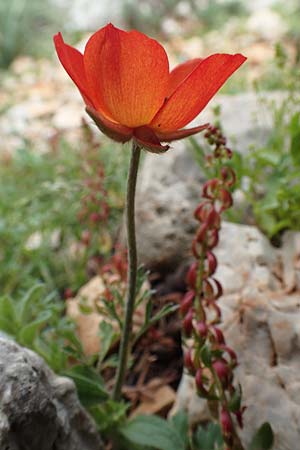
[213,358,229,386]
[225,147,233,159]
[206,229,219,249]
[206,208,221,229]
[211,278,223,299]
[195,368,209,396]
[206,251,217,276]
[196,321,208,338]
[196,223,208,243]
[202,178,220,199]
[183,309,194,337]
[194,200,213,222]
[186,262,198,288]
[211,326,225,344]
[184,348,195,373]
[221,166,236,187]
[180,291,195,315]
[220,345,238,367]
[220,407,234,439]
[219,189,233,211]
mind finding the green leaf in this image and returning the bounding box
[0,295,16,334]
[121,415,186,450]
[63,365,108,406]
[170,411,189,448]
[15,283,45,325]
[98,321,117,364]
[193,423,223,450]
[200,345,212,367]
[18,310,52,346]
[228,385,242,413]
[249,422,274,450]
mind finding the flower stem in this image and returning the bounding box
[112,141,141,401]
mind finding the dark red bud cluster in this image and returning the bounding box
[181,125,245,444]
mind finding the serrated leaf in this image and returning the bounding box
[249,422,274,450]
[121,415,186,450]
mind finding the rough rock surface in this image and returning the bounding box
[134,92,285,270]
[0,338,104,450]
[172,224,300,450]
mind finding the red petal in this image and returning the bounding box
[151,53,246,131]
[133,127,169,153]
[155,123,208,142]
[84,24,169,128]
[168,58,202,97]
[53,33,94,107]
[86,106,133,143]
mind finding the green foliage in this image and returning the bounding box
[0,283,78,371]
[193,423,223,450]
[0,140,127,296]
[249,423,274,450]
[238,48,300,239]
[63,365,109,406]
[0,0,65,68]
[120,414,187,450]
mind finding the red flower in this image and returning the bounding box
[54,23,246,153]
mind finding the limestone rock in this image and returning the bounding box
[134,92,285,270]
[0,338,103,450]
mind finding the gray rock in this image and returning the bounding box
[134,92,285,270]
[0,338,103,450]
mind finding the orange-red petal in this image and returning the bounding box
[86,106,133,143]
[53,33,94,107]
[133,127,169,153]
[168,58,202,97]
[84,24,169,128]
[155,123,208,142]
[151,53,246,132]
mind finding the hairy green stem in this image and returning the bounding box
[112,141,141,401]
